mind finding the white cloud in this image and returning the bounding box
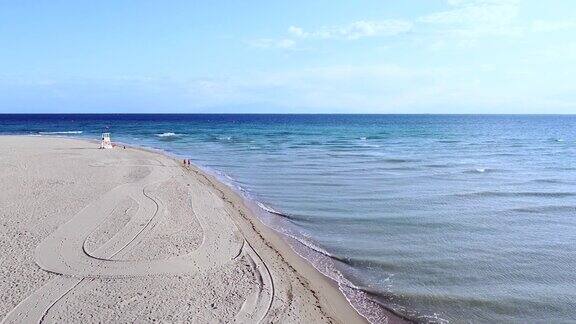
[287,26,305,38]
[175,65,480,112]
[288,20,412,40]
[5,61,575,113]
[252,1,522,52]
[247,38,295,49]
[234,1,576,112]
[247,20,411,52]
[523,42,576,63]
[419,0,521,38]
[532,20,576,32]
[177,61,576,113]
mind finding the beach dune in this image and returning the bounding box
[0,136,364,323]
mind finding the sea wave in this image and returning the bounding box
[39,131,83,135]
[463,168,500,174]
[437,140,461,143]
[255,202,338,259]
[382,158,421,163]
[531,178,567,184]
[512,205,576,213]
[256,201,283,215]
[456,191,576,199]
[425,163,458,169]
[256,202,306,221]
[156,132,181,138]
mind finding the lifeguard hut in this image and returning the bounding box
[100,132,113,149]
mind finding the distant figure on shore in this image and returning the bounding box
[100,133,113,149]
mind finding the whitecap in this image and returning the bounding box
[39,131,83,135]
[156,132,180,137]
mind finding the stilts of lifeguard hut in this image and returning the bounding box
[100,132,113,149]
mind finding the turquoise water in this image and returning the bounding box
[2,114,575,323]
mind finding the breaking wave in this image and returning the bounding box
[39,131,83,135]
[156,132,181,138]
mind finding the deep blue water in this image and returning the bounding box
[1,114,575,323]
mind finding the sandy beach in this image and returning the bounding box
[0,136,368,323]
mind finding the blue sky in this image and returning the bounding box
[1,0,575,113]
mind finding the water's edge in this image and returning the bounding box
[115,137,412,324]
[50,135,412,324]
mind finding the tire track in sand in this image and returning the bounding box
[2,158,273,323]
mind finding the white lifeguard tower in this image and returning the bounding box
[100,132,113,149]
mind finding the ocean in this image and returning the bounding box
[1,114,575,323]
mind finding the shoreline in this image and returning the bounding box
[0,135,376,323]
[159,147,370,324]
[111,137,411,324]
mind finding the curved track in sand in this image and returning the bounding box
[2,158,274,323]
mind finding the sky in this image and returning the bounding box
[0,0,575,114]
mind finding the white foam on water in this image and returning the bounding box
[248,193,445,323]
[156,132,180,137]
[39,131,83,135]
[254,202,339,260]
[256,201,282,214]
[223,173,236,181]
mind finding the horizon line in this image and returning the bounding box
[1,112,576,116]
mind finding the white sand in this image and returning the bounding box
[0,136,365,323]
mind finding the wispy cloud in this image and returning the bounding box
[287,20,413,40]
[532,20,576,32]
[5,59,576,113]
[247,38,296,49]
[250,0,524,52]
[419,0,521,38]
[176,64,533,112]
[247,20,412,51]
